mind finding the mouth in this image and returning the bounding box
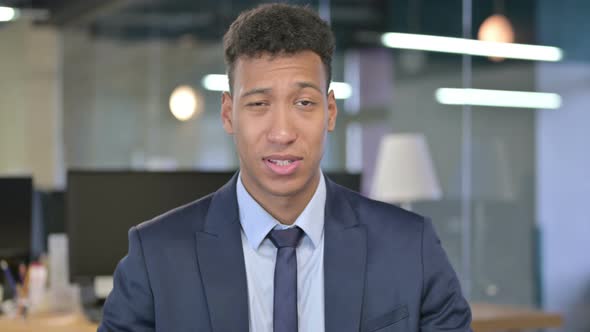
[267,159,295,166]
[263,155,303,175]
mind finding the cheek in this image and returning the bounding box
[300,125,328,156]
[234,118,265,156]
[301,118,327,139]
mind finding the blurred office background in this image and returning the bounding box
[0,0,588,331]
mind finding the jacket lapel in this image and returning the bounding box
[324,178,368,332]
[195,174,250,332]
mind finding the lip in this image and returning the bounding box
[264,154,303,161]
[263,155,303,176]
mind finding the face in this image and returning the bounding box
[221,51,338,201]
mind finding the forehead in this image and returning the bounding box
[232,51,327,90]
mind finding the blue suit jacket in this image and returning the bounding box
[99,174,472,332]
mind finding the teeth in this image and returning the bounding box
[269,159,293,166]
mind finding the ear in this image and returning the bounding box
[221,91,234,134]
[326,89,338,132]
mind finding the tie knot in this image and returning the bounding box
[268,227,304,248]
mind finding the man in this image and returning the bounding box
[100,3,472,332]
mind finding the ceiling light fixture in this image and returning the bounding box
[381,32,563,62]
[0,6,19,22]
[435,88,562,109]
[169,85,203,121]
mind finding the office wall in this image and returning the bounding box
[61,28,237,170]
[537,62,590,332]
[0,19,64,189]
[537,1,590,330]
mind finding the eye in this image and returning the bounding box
[245,101,269,108]
[295,100,316,107]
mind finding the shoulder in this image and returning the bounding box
[133,193,214,243]
[334,182,427,233]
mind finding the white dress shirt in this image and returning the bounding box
[236,172,326,332]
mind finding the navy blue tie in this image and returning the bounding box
[268,227,304,332]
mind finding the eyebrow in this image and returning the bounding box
[296,81,323,94]
[241,87,271,99]
[240,81,324,99]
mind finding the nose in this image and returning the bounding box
[267,105,297,145]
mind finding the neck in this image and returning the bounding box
[242,171,321,225]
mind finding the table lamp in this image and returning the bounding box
[371,133,442,210]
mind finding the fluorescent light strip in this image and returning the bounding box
[202,74,352,100]
[330,82,353,99]
[435,88,561,109]
[0,6,18,22]
[381,32,563,62]
[202,74,229,92]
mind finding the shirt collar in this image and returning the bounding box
[236,171,326,250]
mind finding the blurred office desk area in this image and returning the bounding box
[471,302,563,332]
[0,303,563,332]
[0,312,97,332]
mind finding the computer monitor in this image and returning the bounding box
[38,190,66,252]
[66,170,361,282]
[325,172,362,194]
[0,177,33,259]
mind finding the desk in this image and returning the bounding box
[471,303,563,332]
[0,303,562,331]
[0,312,97,332]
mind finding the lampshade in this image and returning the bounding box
[371,133,442,204]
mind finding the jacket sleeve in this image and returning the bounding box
[420,218,473,332]
[99,226,155,332]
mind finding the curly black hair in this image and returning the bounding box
[223,3,335,94]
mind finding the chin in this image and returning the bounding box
[263,178,304,197]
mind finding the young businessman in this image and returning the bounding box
[99,3,472,332]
